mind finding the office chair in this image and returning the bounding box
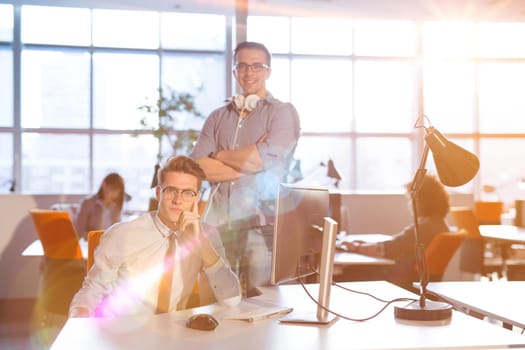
[30,209,83,260]
[474,201,503,225]
[29,209,86,317]
[389,230,467,291]
[450,206,504,279]
[86,229,104,272]
[423,230,468,282]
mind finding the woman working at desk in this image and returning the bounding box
[74,173,126,240]
[342,174,450,289]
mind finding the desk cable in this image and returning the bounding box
[296,267,417,322]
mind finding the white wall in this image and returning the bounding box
[339,191,474,234]
[0,194,85,299]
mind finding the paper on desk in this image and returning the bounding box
[223,305,293,322]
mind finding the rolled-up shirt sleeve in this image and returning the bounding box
[203,257,241,307]
[256,102,300,168]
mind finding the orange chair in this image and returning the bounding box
[450,206,481,238]
[423,231,467,281]
[30,209,85,316]
[30,209,83,260]
[86,229,105,272]
[450,206,505,278]
[474,201,503,225]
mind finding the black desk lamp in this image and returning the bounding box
[394,115,480,322]
[326,159,342,188]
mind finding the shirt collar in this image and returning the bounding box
[151,212,176,238]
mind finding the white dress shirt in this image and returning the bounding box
[69,212,241,317]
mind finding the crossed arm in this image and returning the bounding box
[196,134,267,183]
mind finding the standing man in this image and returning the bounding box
[190,41,301,295]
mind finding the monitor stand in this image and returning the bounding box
[280,217,339,326]
[279,312,338,325]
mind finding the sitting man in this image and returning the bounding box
[69,156,241,317]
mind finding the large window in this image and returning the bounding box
[249,18,419,191]
[3,3,525,210]
[8,5,226,211]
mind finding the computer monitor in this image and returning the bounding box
[271,183,338,324]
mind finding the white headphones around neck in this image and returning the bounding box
[232,94,260,112]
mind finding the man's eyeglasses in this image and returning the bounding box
[233,62,269,73]
[159,186,197,202]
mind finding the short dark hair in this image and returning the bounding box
[157,156,206,190]
[233,41,271,66]
[407,175,450,218]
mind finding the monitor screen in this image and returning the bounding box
[271,183,330,285]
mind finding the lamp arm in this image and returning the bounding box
[409,141,431,308]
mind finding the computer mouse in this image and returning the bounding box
[186,313,219,331]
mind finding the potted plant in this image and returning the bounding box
[137,86,204,163]
[136,86,204,210]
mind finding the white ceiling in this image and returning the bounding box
[9,0,525,21]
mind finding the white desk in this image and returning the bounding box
[51,281,525,350]
[427,281,525,330]
[334,233,395,279]
[22,238,88,258]
[479,225,525,244]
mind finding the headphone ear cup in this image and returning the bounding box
[244,95,260,112]
[233,95,245,110]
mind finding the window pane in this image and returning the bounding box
[93,9,159,49]
[267,57,290,102]
[423,21,476,59]
[0,133,13,193]
[0,4,13,41]
[161,13,225,50]
[93,52,159,129]
[291,17,352,55]
[162,53,225,118]
[480,138,525,205]
[423,61,475,133]
[21,49,90,128]
[478,22,525,58]
[354,61,415,133]
[21,5,91,46]
[291,58,352,132]
[93,134,158,212]
[357,138,412,191]
[479,62,525,133]
[0,48,13,126]
[354,20,416,57]
[294,136,352,189]
[22,133,89,193]
[247,16,290,54]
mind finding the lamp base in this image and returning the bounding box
[394,300,453,322]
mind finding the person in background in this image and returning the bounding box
[342,174,450,289]
[69,156,240,317]
[190,41,301,296]
[74,173,125,240]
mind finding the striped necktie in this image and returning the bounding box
[155,233,176,314]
